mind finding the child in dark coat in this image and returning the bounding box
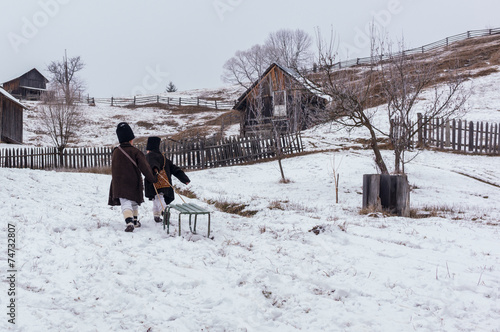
[108,123,158,232]
[144,137,191,222]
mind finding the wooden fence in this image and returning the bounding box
[0,147,113,169]
[325,28,500,70]
[90,95,235,110]
[418,115,500,155]
[0,132,303,170]
[156,132,303,170]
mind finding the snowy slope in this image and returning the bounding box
[1,65,500,331]
[1,147,499,331]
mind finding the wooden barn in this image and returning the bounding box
[0,87,26,144]
[234,63,330,136]
[2,68,49,100]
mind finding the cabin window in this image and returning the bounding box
[273,90,286,117]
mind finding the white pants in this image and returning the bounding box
[119,198,139,220]
[153,193,167,217]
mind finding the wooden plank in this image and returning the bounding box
[451,119,457,151]
[468,121,474,152]
[475,121,479,153]
[457,120,462,151]
[485,122,489,153]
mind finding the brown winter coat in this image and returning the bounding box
[108,142,157,206]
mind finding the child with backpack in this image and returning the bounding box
[144,137,191,222]
[108,123,158,232]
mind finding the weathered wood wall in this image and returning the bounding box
[0,97,23,144]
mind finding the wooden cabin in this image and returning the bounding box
[2,68,49,100]
[0,87,26,144]
[234,63,330,136]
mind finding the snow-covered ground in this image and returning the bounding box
[1,73,500,331]
[0,147,499,331]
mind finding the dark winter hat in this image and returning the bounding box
[116,122,135,143]
[146,136,161,152]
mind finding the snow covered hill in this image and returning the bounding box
[1,146,499,331]
[1,41,500,331]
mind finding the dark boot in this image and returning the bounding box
[154,216,162,223]
[134,216,141,228]
[125,217,134,232]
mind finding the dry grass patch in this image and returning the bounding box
[205,110,241,126]
[136,120,156,130]
[170,127,213,141]
[174,185,197,199]
[206,198,258,217]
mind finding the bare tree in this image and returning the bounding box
[37,93,81,165]
[312,27,390,174]
[221,44,271,88]
[222,29,313,88]
[47,50,85,105]
[380,39,469,173]
[265,28,313,69]
[241,70,295,182]
[308,28,469,175]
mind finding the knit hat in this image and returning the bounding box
[116,122,135,143]
[146,136,161,152]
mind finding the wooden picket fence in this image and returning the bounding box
[91,95,235,110]
[418,115,500,155]
[155,132,303,170]
[0,132,303,170]
[0,147,113,169]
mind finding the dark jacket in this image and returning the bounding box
[145,151,190,204]
[108,143,157,206]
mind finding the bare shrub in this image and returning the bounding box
[37,94,82,158]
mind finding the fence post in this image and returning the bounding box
[484,122,488,153]
[215,100,218,110]
[179,97,181,106]
[435,118,440,148]
[495,123,499,154]
[452,119,456,150]
[468,121,474,152]
[111,97,114,106]
[475,121,480,153]
[445,120,450,147]
[417,113,423,147]
[134,96,136,106]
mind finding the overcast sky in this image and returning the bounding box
[1,0,499,97]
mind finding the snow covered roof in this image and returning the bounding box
[0,86,27,108]
[3,68,49,84]
[273,63,332,102]
[234,63,331,110]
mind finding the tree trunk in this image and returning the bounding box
[58,146,65,168]
[367,125,389,174]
